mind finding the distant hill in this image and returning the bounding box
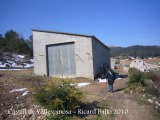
[109,45,160,58]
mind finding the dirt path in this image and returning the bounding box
[0,70,153,120]
[81,79,152,120]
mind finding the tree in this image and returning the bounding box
[0,34,4,49]
[27,35,33,50]
[0,34,4,57]
[4,30,19,51]
[25,35,33,56]
[1,29,31,54]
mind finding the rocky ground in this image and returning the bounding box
[81,79,153,120]
[0,69,159,120]
[0,70,47,120]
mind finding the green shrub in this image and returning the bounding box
[127,69,146,90]
[98,100,108,109]
[128,68,139,76]
[145,72,157,80]
[145,86,160,98]
[34,79,83,113]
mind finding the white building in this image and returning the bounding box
[32,29,110,79]
[130,59,147,72]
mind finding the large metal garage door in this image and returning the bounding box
[47,43,76,77]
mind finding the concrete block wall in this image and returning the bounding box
[92,37,110,78]
[33,30,94,79]
[33,30,110,79]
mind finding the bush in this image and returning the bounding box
[127,68,146,90]
[145,86,160,98]
[128,68,139,76]
[34,79,83,115]
[145,72,157,80]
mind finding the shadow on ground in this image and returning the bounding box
[113,88,125,93]
[0,74,4,77]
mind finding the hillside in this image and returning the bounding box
[110,45,160,58]
[1,70,159,120]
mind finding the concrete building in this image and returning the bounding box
[110,58,116,69]
[130,59,147,72]
[32,29,110,79]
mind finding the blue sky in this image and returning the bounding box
[0,0,160,47]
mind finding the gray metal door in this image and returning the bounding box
[47,43,76,77]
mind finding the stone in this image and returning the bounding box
[155,101,160,106]
[152,97,156,100]
[148,99,153,104]
[142,94,146,98]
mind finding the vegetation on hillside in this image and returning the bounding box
[1,29,160,59]
[0,30,33,56]
[110,45,160,58]
[34,78,115,120]
[127,68,146,90]
[34,78,84,119]
[126,68,160,91]
[125,68,160,119]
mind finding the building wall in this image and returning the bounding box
[92,37,110,79]
[33,31,94,79]
[110,58,116,69]
[130,59,147,71]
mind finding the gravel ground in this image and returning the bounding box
[0,70,154,120]
[81,78,153,120]
[0,70,46,120]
